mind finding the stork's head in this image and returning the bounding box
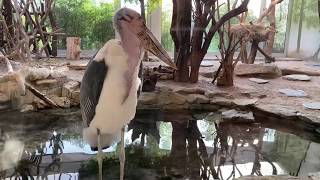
[114,8,176,69]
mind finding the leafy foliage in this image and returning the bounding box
[292,0,320,28]
[55,0,116,49]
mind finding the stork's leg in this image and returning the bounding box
[120,126,126,180]
[97,129,103,180]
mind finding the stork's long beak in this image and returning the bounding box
[138,26,177,70]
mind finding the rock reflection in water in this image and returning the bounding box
[0,109,319,179]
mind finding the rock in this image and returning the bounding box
[201,61,215,67]
[62,81,80,98]
[233,98,258,106]
[221,109,254,123]
[35,79,58,85]
[205,112,222,122]
[139,92,158,105]
[256,104,298,117]
[279,89,307,97]
[0,104,10,111]
[281,67,320,76]
[303,102,320,110]
[186,94,210,104]
[200,72,213,78]
[174,88,205,95]
[50,70,67,79]
[235,63,282,78]
[205,91,231,98]
[50,96,71,108]
[283,74,311,81]
[71,89,80,105]
[210,97,235,107]
[309,172,320,180]
[20,104,35,112]
[0,93,10,103]
[158,92,186,105]
[249,78,270,84]
[24,67,50,81]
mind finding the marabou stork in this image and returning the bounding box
[80,8,176,180]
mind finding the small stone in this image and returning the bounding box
[283,74,311,81]
[279,89,307,97]
[221,109,254,123]
[201,61,215,67]
[303,102,320,110]
[249,78,270,84]
[233,98,258,106]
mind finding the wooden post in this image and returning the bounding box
[66,37,81,60]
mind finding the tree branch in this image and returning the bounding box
[202,0,249,53]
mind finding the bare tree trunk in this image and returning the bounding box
[297,0,305,53]
[171,0,191,82]
[264,0,276,62]
[248,40,259,64]
[140,0,149,61]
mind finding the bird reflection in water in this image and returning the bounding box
[0,130,66,180]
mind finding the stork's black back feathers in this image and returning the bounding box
[80,57,108,127]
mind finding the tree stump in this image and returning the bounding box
[66,37,81,60]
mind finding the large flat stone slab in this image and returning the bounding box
[283,74,311,81]
[235,63,282,78]
[279,89,307,97]
[221,109,255,123]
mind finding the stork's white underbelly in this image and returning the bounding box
[90,69,140,135]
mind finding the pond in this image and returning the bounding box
[0,108,320,180]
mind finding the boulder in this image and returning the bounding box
[221,109,255,123]
[62,81,80,98]
[283,74,311,81]
[235,63,282,78]
[71,89,80,105]
[24,67,50,81]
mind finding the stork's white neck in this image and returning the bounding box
[117,28,144,103]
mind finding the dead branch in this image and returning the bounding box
[25,82,59,108]
[257,0,284,23]
[257,45,275,63]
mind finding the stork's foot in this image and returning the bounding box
[120,126,126,180]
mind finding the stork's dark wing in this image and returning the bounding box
[80,58,108,127]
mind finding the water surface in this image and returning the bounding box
[0,108,319,179]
